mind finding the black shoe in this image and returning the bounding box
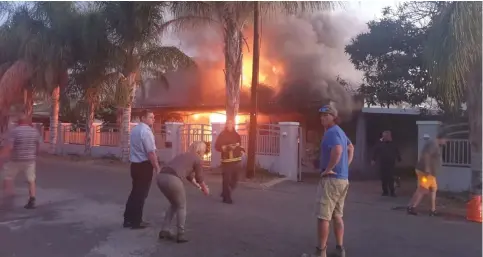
[130,221,150,229]
[390,193,397,198]
[382,192,388,196]
[407,206,418,215]
[24,197,36,209]
[222,198,233,204]
[429,210,438,217]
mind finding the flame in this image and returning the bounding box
[241,53,283,92]
[209,112,244,124]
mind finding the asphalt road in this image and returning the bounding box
[0,159,480,257]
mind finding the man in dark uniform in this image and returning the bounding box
[214,120,244,204]
[371,130,401,197]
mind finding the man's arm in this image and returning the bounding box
[0,131,14,158]
[142,130,160,172]
[214,131,224,152]
[347,142,354,166]
[0,143,11,158]
[324,145,343,174]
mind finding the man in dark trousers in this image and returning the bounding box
[123,110,160,229]
[214,120,244,204]
[371,130,401,197]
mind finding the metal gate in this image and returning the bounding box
[178,124,212,165]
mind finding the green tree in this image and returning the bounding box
[345,7,431,108]
[0,3,82,153]
[69,7,120,155]
[424,2,482,195]
[98,2,194,161]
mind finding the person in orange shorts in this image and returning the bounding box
[407,132,447,216]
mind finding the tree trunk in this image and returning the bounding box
[223,19,243,124]
[84,99,95,156]
[467,63,482,196]
[247,1,260,179]
[23,88,33,119]
[120,73,137,162]
[49,86,60,154]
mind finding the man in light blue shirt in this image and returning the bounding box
[123,110,160,229]
[314,104,354,257]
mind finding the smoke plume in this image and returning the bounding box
[160,10,367,116]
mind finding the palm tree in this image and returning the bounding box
[30,2,81,154]
[98,2,195,161]
[69,8,119,155]
[0,3,81,153]
[0,7,39,131]
[424,2,482,195]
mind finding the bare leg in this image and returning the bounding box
[333,216,344,247]
[429,188,437,211]
[317,218,330,249]
[409,187,427,207]
[28,181,36,198]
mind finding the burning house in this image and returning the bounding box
[130,11,368,172]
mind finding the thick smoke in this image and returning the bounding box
[258,11,366,116]
[159,11,367,115]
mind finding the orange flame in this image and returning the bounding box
[241,51,283,93]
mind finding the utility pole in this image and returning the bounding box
[246,1,260,178]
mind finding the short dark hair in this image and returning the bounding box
[140,109,153,118]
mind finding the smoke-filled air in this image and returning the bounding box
[165,10,368,115]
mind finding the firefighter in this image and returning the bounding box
[214,120,245,204]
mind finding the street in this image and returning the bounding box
[0,158,481,257]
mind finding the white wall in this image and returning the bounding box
[438,166,472,193]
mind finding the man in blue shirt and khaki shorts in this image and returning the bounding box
[314,104,354,257]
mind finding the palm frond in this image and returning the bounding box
[140,45,195,72]
[424,2,482,105]
[169,1,340,32]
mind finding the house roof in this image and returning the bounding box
[134,67,226,109]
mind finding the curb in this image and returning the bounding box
[260,177,290,189]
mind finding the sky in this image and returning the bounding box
[346,0,402,22]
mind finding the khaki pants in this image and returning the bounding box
[315,178,349,221]
[1,161,36,182]
[157,173,187,234]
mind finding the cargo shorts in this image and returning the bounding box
[1,161,36,182]
[315,177,349,221]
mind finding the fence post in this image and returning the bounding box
[57,123,70,155]
[92,123,102,146]
[278,122,300,181]
[211,123,225,168]
[416,121,442,156]
[165,122,183,161]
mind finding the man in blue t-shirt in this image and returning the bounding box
[314,104,354,257]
